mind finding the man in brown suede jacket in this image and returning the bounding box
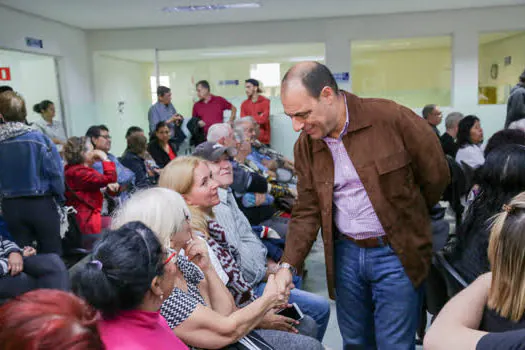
[274,62,450,349]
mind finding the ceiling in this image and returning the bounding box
[0,0,524,30]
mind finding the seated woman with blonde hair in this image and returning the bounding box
[425,192,525,350]
[157,157,323,348]
[479,191,525,331]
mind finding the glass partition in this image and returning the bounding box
[478,31,525,105]
[351,36,452,108]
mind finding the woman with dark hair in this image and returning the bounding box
[0,92,64,255]
[148,121,178,168]
[0,289,102,350]
[33,100,67,151]
[455,115,485,169]
[64,137,117,242]
[484,128,525,157]
[72,222,188,350]
[446,144,525,283]
[120,134,155,188]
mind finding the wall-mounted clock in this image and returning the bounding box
[490,63,499,80]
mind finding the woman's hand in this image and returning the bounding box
[185,238,212,273]
[87,150,108,163]
[8,252,23,276]
[22,246,36,257]
[259,309,300,334]
[262,274,288,309]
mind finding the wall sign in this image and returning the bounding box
[219,80,239,86]
[0,68,11,81]
[333,72,350,82]
[25,37,43,49]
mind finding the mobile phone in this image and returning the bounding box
[276,302,304,321]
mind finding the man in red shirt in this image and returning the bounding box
[240,79,271,146]
[192,80,236,135]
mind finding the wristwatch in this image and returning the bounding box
[277,262,297,276]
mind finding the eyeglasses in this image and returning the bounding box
[164,247,177,265]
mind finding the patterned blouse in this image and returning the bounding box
[160,254,206,329]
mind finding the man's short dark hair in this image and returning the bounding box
[282,62,339,99]
[125,126,143,139]
[157,86,170,97]
[85,125,109,139]
[196,80,210,91]
[422,104,436,119]
[0,86,13,94]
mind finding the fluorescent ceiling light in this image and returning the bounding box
[200,50,267,57]
[289,56,325,62]
[163,2,261,13]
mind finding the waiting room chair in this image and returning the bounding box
[434,251,468,299]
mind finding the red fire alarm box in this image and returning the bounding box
[0,68,11,81]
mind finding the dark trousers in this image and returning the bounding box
[0,254,70,302]
[2,196,62,255]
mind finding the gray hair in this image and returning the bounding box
[207,123,232,143]
[234,116,255,128]
[445,112,464,130]
[111,188,191,249]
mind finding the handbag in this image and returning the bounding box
[220,331,275,350]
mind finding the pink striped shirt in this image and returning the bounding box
[322,97,385,240]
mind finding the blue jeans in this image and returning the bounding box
[335,238,423,350]
[254,276,330,342]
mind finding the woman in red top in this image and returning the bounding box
[63,137,117,236]
[147,121,178,168]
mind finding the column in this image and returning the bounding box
[324,37,352,92]
[451,29,479,108]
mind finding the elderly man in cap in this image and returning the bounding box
[241,79,271,146]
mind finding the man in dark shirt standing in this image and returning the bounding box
[423,104,443,138]
[440,112,464,158]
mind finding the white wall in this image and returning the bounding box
[0,5,94,137]
[93,54,151,154]
[86,5,525,158]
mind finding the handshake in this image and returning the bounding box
[260,266,295,308]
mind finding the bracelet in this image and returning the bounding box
[277,262,297,276]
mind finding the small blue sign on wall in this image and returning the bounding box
[333,72,350,83]
[25,37,43,49]
[219,80,239,86]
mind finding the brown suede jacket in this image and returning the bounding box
[282,92,450,299]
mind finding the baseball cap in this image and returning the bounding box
[192,142,237,161]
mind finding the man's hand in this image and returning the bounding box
[22,246,36,257]
[259,310,300,333]
[198,120,206,128]
[255,193,267,206]
[275,267,293,301]
[262,159,278,171]
[168,114,184,125]
[107,183,120,193]
[8,252,23,276]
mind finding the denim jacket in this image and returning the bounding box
[0,122,64,200]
